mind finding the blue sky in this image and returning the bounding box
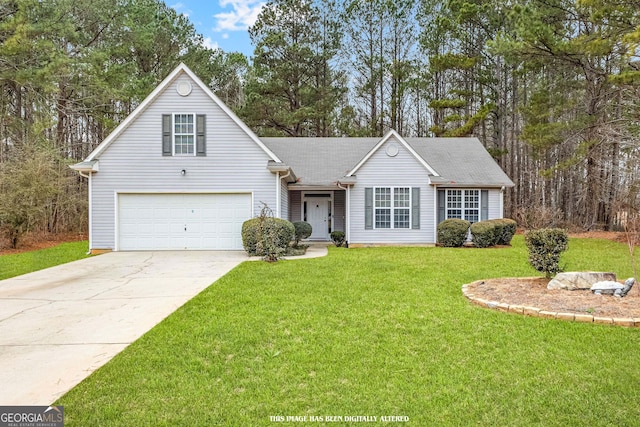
[170,1,265,57]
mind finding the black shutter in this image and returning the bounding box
[481,190,489,221]
[411,187,420,229]
[437,189,446,224]
[196,114,206,156]
[162,114,172,156]
[365,187,373,230]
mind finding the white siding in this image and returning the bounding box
[333,191,346,233]
[289,191,302,221]
[90,73,276,250]
[350,137,435,244]
[280,177,289,219]
[488,189,503,219]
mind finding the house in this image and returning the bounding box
[71,63,514,252]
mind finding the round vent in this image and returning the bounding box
[385,143,399,157]
[176,81,192,96]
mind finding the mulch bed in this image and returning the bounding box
[466,277,640,319]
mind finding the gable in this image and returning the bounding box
[347,130,439,177]
[354,135,436,186]
[85,63,279,163]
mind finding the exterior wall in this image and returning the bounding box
[90,72,276,250]
[488,189,503,219]
[333,190,346,233]
[289,190,302,222]
[279,176,289,219]
[349,136,436,244]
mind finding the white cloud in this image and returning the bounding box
[170,2,191,17]
[214,0,265,32]
[201,37,220,50]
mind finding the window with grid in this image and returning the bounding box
[374,188,391,228]
[393,187,411,228]
[174,114,195,155]
[464,190,480,223]
[445,189,479,222]
[375,187,411,229]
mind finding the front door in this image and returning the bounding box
[306,198,330,240]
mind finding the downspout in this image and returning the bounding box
[76,171,92,254]
[337,182,349,247]
[500,186,506,219]
[276,172,280,218]
[276,170,292,219]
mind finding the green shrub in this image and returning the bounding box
[292,221,312,246]
[470,221,497,248]
[524,228,569,278]
[493,218,517,245]
[241,211,295,261]
[330,231,346,247]
[437,219,470,247]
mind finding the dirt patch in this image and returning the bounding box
[467,277,640,319]
[0,232,87,256]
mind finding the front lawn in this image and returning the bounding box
[0,241,89,280]
[58,236,640,426]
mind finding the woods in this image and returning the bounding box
[1,0,639,247]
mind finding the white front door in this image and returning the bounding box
[306,198,330,240]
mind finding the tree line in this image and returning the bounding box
[1,0,639,247]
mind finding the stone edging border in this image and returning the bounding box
[462,280,640,328]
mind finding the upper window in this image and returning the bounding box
[162,114,206,157]
[375,187,410,229]
[173,114,195,155]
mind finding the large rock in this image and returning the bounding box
[547,272,617,290]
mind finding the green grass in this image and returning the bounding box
[0,241,89,280]
[58,236,640,426]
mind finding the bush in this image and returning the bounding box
[241,208,295,261]
[330,231,345,247]
[437,219,470,247]
[525,228,569,278]
[292,221,312,246]
[470,221,497,248]
[493,218,517,245]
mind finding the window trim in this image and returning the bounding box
[172,113,196,156]
[374,186,411,229]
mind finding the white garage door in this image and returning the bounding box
[118,193,252,250]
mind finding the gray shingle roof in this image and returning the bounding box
[261,136,514,188]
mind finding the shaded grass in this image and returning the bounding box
[0,241,89,280]
[58,236,640,426]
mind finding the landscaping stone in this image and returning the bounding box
[574,314,594,323]
[593,316,614,324]
[613,318,635,327]
[556,312,575,321]
[547,272,616,290]
[539,310,557,319]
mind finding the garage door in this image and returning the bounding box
[118,193,252,250]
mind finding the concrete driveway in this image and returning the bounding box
[0,251,249,405]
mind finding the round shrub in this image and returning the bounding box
[241,217,295,257]
[437,219,470,247]
[493,218,517,245]
[330,230,345,247]
[241,218,262,255]
[524,228,569,278]
[292,221,312,245]
[470,221,497,248]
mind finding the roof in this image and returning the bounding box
[261,136,514,188]
[81,63,280,163]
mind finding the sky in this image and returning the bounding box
[170,1,264,57]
